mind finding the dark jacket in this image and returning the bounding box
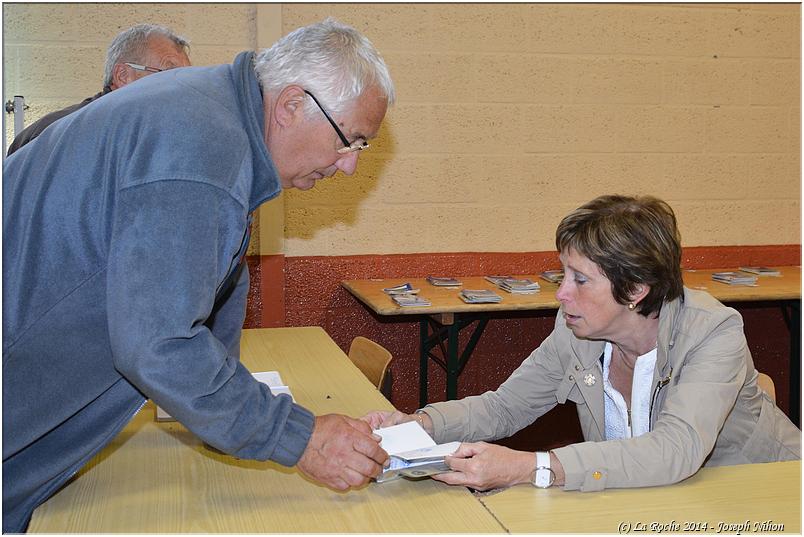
[6,87,111,156]
[3,52,315,532]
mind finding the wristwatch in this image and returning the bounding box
[533,451,555,488]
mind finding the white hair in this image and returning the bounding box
[103,23,190,87]
[253,18,395,118]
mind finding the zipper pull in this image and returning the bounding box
[658,367,674,387]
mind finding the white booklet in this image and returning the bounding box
[155,370,293,421]
[373,421,460,482]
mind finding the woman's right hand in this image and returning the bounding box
[361,410,416,430]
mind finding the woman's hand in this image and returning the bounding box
[433,442,535,491]
[360,410,413,430]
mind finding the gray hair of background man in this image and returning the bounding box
[254,18,395,118]
[102,23,190,87]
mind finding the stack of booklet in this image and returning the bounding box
[383,282,431,307]
[484,275,540,294]
[374,421,460,483]
[539,270,564,284]
[460,289,503,303]
[498,278,540,294]
[426,276,462,287]
[739,266,782,277]
[383,282,420,295]
[392,294,432,307]
[484,275,512,286]
[711,272,758,286]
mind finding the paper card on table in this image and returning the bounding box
[253,370,284,386]
[156,370,293,421]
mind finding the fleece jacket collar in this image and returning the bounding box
[231,51,283,212]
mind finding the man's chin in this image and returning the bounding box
[291,177,318,191]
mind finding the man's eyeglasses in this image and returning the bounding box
[124,62,163,74]
[303,90,369,154]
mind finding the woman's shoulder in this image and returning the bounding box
[666,287,745,342]
[680,286,740,319]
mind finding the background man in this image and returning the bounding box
[3,18,395,532]
[6,22,191,156]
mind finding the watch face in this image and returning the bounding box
[535,469,552,488]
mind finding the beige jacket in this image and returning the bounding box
[423,288,801,491]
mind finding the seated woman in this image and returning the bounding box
[364,194,801,491]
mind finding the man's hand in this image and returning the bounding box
[297,414,389,490]
[432,442,534,491]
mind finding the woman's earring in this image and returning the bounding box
[628,303,636,310]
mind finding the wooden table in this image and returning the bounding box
[344,275,559,406]
[480,460,801,534]
[28,327,505,533]
[343,267,801,413]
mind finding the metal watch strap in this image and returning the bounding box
[534,451,555,488]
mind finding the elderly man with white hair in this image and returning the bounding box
[6,22,191,156]
[3,18,395,532]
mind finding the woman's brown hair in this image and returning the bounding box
[555,195,684,317]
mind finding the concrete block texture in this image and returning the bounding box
[3,3,799,257]
[279,2,798,255]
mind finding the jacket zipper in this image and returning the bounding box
[649,367,673,424]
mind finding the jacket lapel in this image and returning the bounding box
[571,337,607,440]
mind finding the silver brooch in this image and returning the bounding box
[583,373,596,386]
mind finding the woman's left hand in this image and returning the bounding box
[432,442,535,491]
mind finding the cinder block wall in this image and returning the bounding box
[5,3,800,255]
[282,3,801,255]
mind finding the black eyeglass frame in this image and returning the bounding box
[303,90,369,154]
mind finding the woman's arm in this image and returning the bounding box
[422,316,572,445]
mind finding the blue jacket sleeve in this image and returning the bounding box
[106,179,313,466]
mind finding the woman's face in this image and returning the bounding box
[555,248,632,341]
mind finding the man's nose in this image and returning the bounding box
[335,151,360,176]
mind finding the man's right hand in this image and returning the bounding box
[296,414,389,491]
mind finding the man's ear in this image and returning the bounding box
[273,85,307,127]
[110,63,131,90]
